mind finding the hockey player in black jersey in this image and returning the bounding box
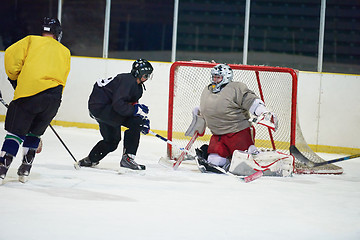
[78,59,153,170]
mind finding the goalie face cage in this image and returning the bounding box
[167,61,343,174]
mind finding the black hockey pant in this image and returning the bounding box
[88,106,144,162]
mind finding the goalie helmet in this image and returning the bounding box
[131,59,154,79]
[210,64,233,93]
[42,17,62,41]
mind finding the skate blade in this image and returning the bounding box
[18,175,28,183]
[74,162,81,170]
[197,165,207,173]
[118,167,146,175]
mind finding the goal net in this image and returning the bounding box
[167,61,342,174]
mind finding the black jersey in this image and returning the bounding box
[88,73,143,117]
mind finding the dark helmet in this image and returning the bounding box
[42,17,62,41]
[131,59,153,78]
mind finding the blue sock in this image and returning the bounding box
[23,134,41,149]
[1,133,25,157]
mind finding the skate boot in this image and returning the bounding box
[78,156,99,167]
[0,153,14,184]
[120,153,145,170]
[195,148,224,174]
[17,149,36,183]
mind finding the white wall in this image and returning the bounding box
[297,71,360,150]
[0,53,359,152]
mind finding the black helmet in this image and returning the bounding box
[131,59,153,78]
[42,17,62,41]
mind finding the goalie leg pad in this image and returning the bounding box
[253,151,294,177]
[229,150,257,176]
[229,150,294,177]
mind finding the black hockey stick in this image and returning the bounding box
[289,145,313,166]
[0,90,80,169]
[290,145,360,167]
[310,154,360,167]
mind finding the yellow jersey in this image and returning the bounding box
[5,35,71,100]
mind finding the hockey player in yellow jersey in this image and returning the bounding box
[0,17,71,184]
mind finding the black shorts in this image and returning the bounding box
[5,86,62,136]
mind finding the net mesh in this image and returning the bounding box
[168,61,342,174]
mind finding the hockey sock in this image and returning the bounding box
[23,134,41,149]
[1,133,25,157]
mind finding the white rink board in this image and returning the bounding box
[0,52,359,150]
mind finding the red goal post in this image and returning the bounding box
[167,61,343,174]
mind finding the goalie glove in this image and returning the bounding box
[249,99,278,132]
[185,106,206,137]
[255,112,278,132]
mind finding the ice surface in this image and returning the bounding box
[0,123,359,240]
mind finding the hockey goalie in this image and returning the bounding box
[186,63,294,177]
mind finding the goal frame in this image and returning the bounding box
[166,61,343,175]
[167,61,298,158]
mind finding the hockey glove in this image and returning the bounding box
[185,106,206,137]
[140,117,150,135]
[134,104,149,118]
[256,112,278,132]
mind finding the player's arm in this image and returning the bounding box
[4,36,30,81]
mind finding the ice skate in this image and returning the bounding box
[120,154,145,171]
[0,153,14,184]
[78,156,99,167]
[0,164,8,185]
[195,148,224,174]
[17,149,36,183]
[17,164,31,183]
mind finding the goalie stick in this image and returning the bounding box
[202,161,264,183]
[290,145,360,167]
[0,90,80,170]
[173,132,199,170]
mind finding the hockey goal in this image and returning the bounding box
[167,61,343,174]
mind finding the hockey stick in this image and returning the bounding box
[311,154,360,167]
[290,145,359,167]
[290,145,314,166]
[173,132,198,170]
[211,164,264,183]
[149,130,198,169]
[148,130,188,153]
[0,90,80,169]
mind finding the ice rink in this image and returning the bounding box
[0,123,359,240]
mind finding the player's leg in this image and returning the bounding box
[120,116,145,170]
[79,105,122,167]
[18,92,61,181]
[79,122,121,167]
[0,99,31,182]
